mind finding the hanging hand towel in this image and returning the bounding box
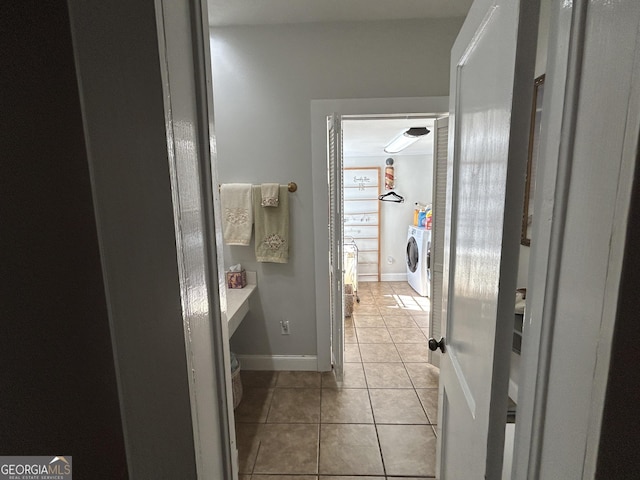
[261,183,280,207]
[253,185,289,263]
[220,183,253,246]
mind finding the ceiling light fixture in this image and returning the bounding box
[383,127,431,154]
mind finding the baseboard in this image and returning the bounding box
[380,273,408,282]
[236,354,318,371]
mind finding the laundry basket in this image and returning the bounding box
[343,237,359,317]
[344,284,354,317]
[230,352,242,409]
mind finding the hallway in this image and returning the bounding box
[235,281,439,479]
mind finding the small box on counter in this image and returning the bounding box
[226,269,247,289]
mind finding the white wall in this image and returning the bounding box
[210,18,463,358]
[344,154,433,279]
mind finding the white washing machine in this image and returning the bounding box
[406,225,431,297]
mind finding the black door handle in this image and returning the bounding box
[428,337,445,353]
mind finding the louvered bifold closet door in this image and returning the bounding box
[327,113,344,382]
[429,116,448,367]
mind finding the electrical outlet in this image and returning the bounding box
[280,320,290,335]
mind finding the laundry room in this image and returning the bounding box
[342,117,436,293]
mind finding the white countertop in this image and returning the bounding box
[225,271,257,336]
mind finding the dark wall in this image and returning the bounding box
[65,0,199,477]
[0,3,128,478]
[596,141,640,478]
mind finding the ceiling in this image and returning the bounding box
[343,118,435,157]
[207,0,472,27]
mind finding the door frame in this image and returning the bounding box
[311,96,449,372]
[513,0,640,477]
[154,1,236,478]
[68,0,234,478]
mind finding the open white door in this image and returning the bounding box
[327,113,344,382]
[429,116,448,369]
[435,0,539,478]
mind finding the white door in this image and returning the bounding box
[429,116,448,368]
[327,113,344,382]
[436,0,539,478]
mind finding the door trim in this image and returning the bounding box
[155,1,234,478]
[514,0,640,477]
[518,2,587,477]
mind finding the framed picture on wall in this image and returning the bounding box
[521,74,545,246]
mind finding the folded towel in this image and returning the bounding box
[261,183,280,207]
[220,183,253,246]
[253,185,289,263]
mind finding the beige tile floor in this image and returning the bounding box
[235,281,439,480]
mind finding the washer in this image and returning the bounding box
[406,225,431,297]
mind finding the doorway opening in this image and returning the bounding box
[326,113,447,381]
[342,116,434,283]
[325,108,533,479]
[324,112,445,474]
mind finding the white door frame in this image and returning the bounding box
[311,96,449,372]
[514,0,640,478]
[68,0,233,477]
[155,1,235,479]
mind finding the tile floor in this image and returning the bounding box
[235,281,439,480]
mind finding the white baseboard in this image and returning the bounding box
[380,273,408,282]
[236,354,318,371]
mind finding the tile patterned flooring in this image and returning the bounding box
[235,281,439,480]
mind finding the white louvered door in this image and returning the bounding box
[429,116,448,368]
[327,113,344,382]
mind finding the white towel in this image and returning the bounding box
[261,183,280,207]
[220,184,253,246]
